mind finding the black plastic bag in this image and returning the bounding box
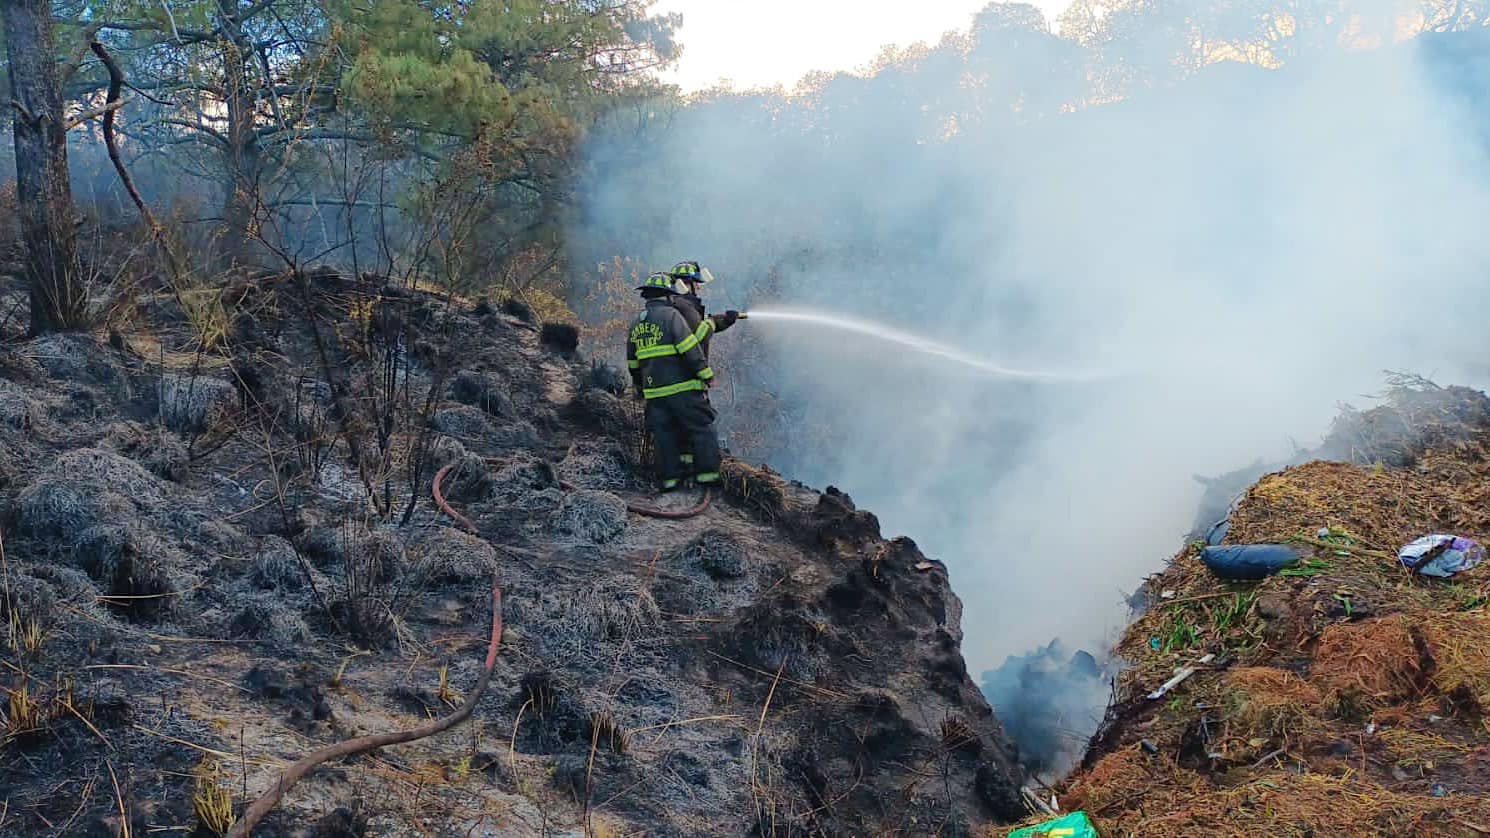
[1199,544,1301,580]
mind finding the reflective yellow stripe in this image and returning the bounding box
[642,379,707,399]
[636,321,711,363]
[636,344,679,360]
[680,453,694,464]
[696,367,714,380]
[675,320,714,353]
[695,471,721,483]
[626,359,640,369]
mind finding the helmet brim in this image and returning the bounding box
[668,269,712,284]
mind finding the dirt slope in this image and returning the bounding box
[1030,380,1490,837]
[0,270,1024,837]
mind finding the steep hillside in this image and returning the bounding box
[0,270,1024,836]
[1031,379,1490,836]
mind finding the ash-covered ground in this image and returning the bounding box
[0,269,1026,837]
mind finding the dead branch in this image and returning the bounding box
[225,583,502,837]
[64,96,130,130]
[88,40,161,232]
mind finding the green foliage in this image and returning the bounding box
[1213,591,1257,633]
[340,0,674,143]
[44,0,674,287]
[1161,607,1200,651]
[346,42,513,137]
[1280,558,1333,577]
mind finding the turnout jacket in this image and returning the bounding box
[627,297,715,399]
[671,293,734,360]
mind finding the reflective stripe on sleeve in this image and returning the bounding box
[675,319,714,353]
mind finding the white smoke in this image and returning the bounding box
[573,22,1490,693]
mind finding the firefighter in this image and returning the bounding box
[626,272,723,492]
[664,261,740,478]
[667,261,741,352]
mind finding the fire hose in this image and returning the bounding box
[224,584,502,838]
[232,324,738,831]
[433,463,711,533]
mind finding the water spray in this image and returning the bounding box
[737,308,1112,383]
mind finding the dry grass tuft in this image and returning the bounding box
[1063,748,1187,815]
[192,758,236,836]
[519,671,561,719]
[1104,772,1490,834]
[1312,615,1427,710]
[1227,461,1433,552]
[588,710,630,755]
[1419,611,1490,710]
[940,714,979,754]
[1375,726,1470,768]
[1222,667,1323,741]
[5,609,44,657]
[720,459,789,520]
[2,683,46,740]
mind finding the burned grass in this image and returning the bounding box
[0,268,1030,836]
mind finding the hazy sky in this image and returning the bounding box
[652,1,1071,91]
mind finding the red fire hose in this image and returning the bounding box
[225,584,502,837]
[432,463,479,532]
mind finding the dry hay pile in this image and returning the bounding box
[1221,667,1326,744]
[1420,611,1490,710]
[1320,373,1490,467]
[1227,460,1490,556]
[1311,615,1431,711]
[1063,756,1490,837]
[1058,380,1490,838]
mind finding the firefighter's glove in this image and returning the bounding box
[712,310,741,332]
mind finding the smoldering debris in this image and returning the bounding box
[981,639,1115,776]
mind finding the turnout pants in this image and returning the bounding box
[645,390,721,488]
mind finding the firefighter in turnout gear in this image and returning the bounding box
[664,261,741,479]
[627,271,725,492]
[668,261,741,354]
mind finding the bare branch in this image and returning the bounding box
[158,117,231,146]
[158,0,183,42]
[90,41,161,231]
[64,96,130,129]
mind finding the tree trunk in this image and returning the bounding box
[2,0,85,334]
[218,7,261,272]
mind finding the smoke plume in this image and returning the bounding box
[572,21,1490,768]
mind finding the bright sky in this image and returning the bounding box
[652,0,1073,92]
